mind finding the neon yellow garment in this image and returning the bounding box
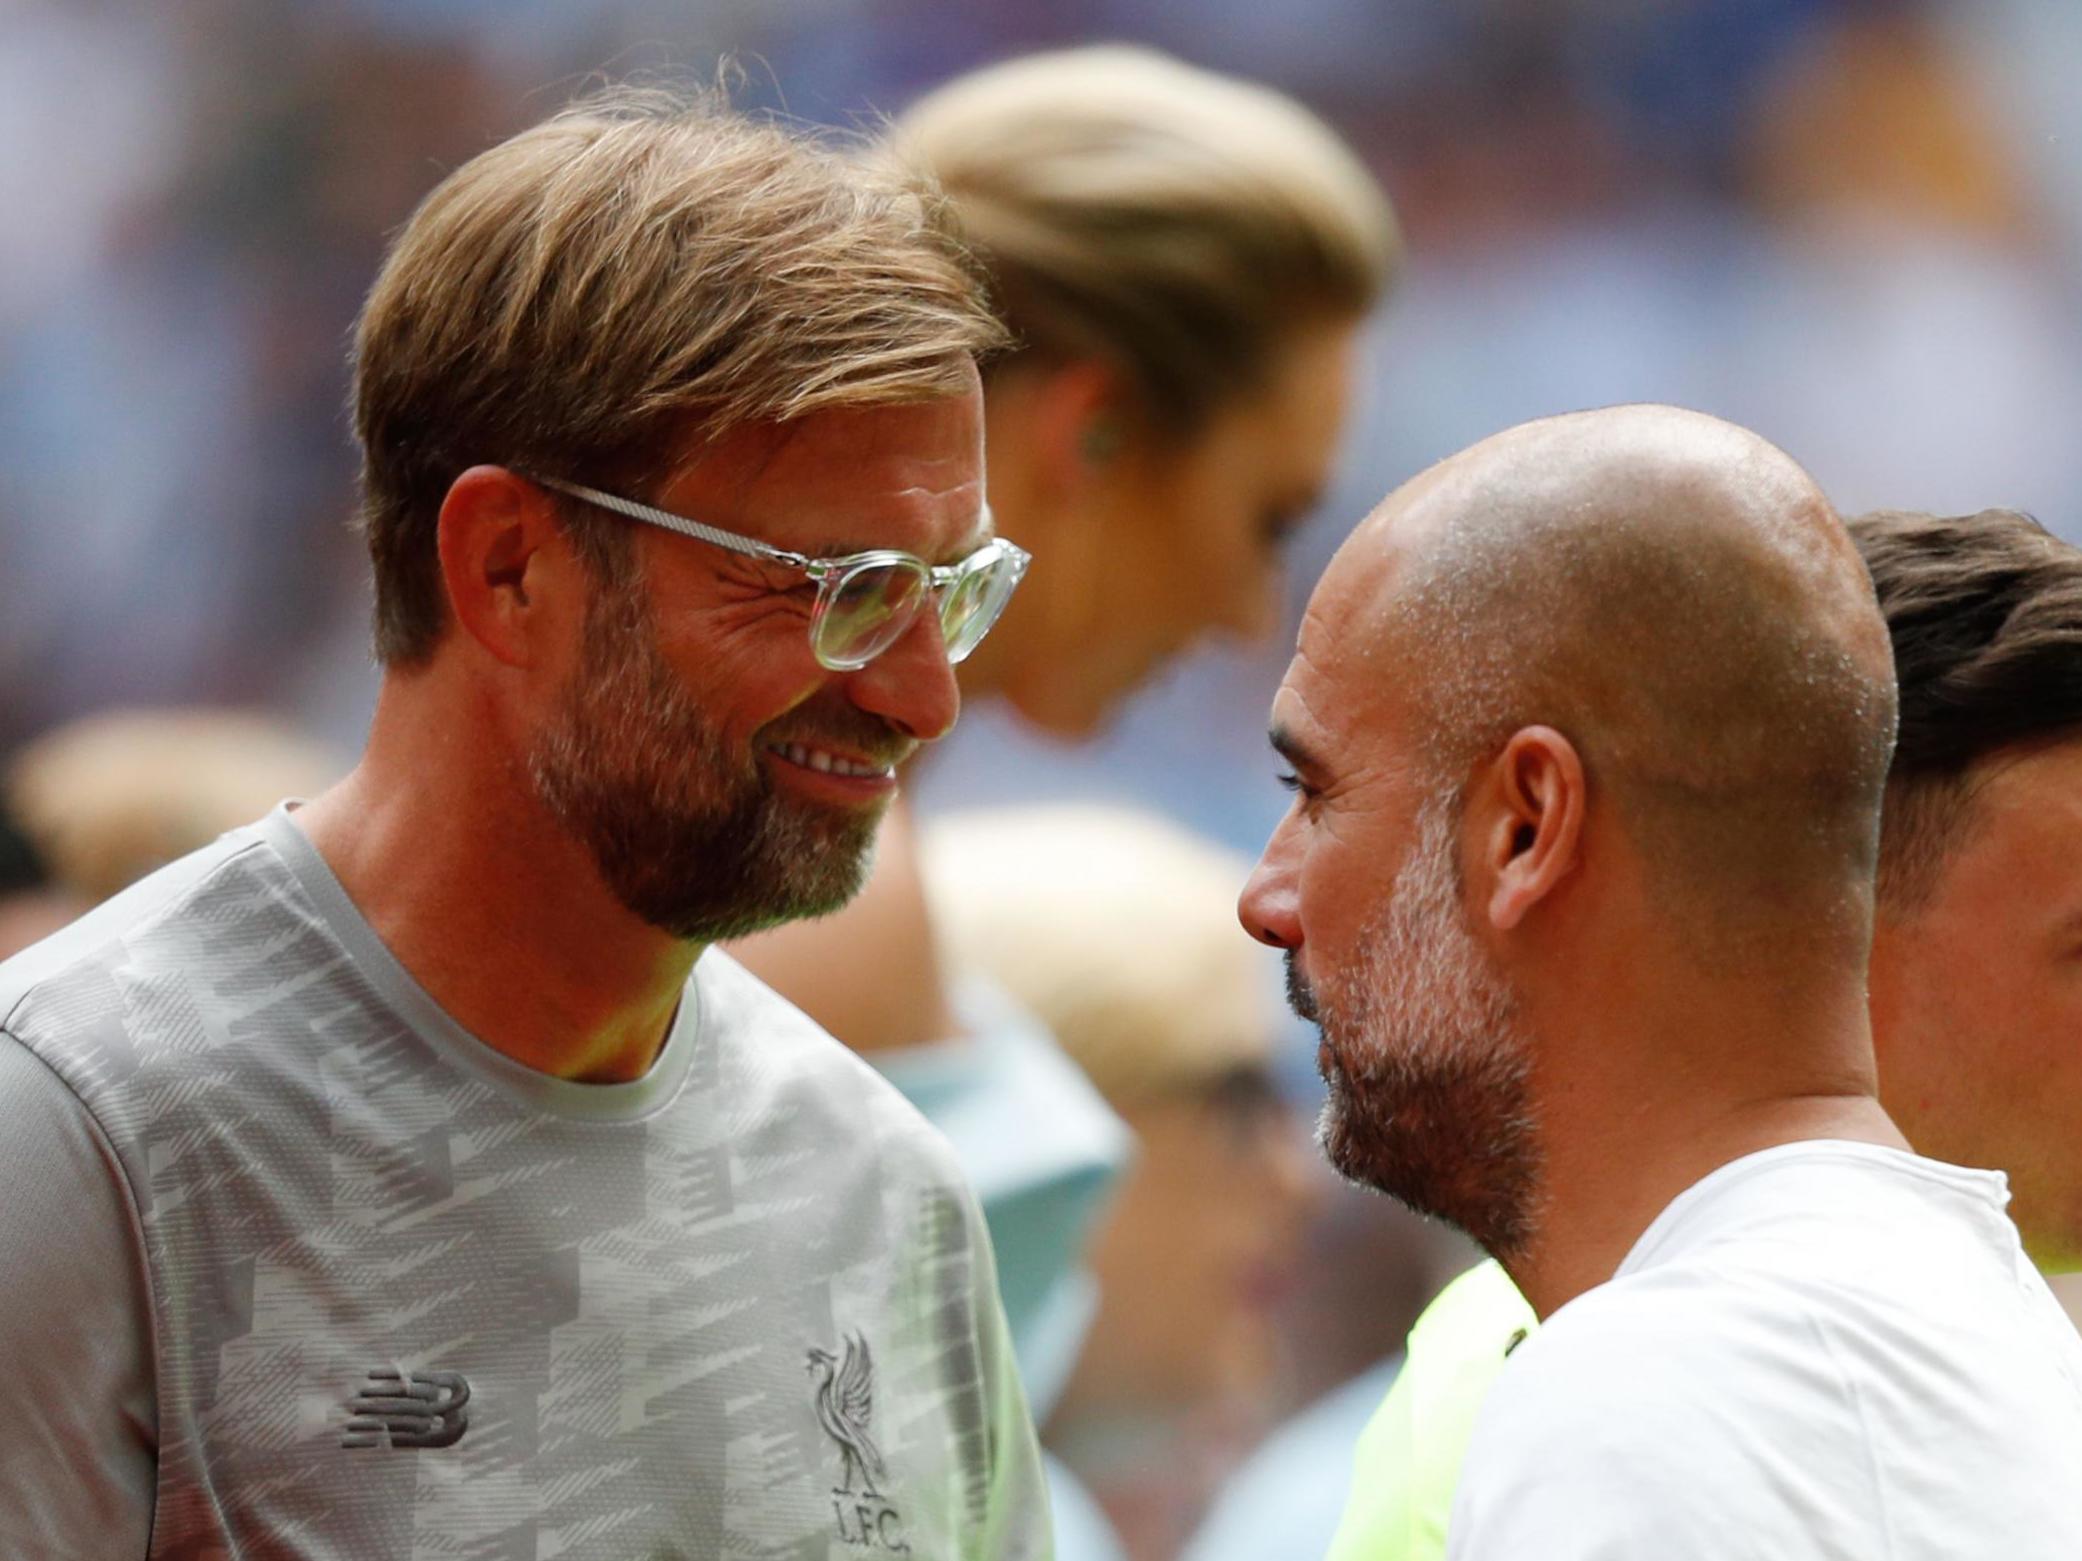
[1325,1259,1537,1561]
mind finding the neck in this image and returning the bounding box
[294,672,696,1083]
[1499,963,1910,1320]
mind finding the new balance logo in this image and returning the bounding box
[341,1368,471,1449]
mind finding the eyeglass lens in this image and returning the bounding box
[812,549,1022,670]
[814,562,927,669]
[939,553,1021,663]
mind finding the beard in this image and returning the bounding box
[525,574,898,943]
[1287,793,1543,1263]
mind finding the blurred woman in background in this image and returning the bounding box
[924,806,1317,1561]
[729,44,1394,1553]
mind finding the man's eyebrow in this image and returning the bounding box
[1268,723,1325,775]
[942,501,997,563]
[810,503,996,567]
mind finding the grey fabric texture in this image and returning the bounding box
[0,808,1050,1560]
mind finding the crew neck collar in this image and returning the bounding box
[257,803,701,1124]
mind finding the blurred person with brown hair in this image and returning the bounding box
[8,707,341,903]
[0,85,1050,1559]
[924,804,1315,1561]
[1325,501,2082,1561]
[1243,407,2082,1559]
[730,42,1397,1443]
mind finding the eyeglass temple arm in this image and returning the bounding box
[530,475,815,569]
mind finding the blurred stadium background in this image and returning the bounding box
[15,0,2073,1162]
[6,0,2079,823]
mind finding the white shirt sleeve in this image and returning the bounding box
[0,1031,155,1559]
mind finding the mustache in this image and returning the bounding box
[1283,950,1319,1023]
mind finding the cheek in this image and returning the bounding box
[1873,921,2039,1122]
[659,623,825,736]
[1298,848,1370,959]
[1105,466,1240,634]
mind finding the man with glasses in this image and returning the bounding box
[0,91,1047,1558]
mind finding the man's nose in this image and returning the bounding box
[844,606,961,743]
[1239,853,1300,951]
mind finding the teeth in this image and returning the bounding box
[773,742,889,779]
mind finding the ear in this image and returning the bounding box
[434,466,579,669]
[1474,725,1587,932]
[1025,359,1130,492]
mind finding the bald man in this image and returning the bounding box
[1241,406,2082,1558]
[1324,502,2082,1561]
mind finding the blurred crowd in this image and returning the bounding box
[6,2,2081,1557]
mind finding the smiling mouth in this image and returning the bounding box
[765,741,898,780]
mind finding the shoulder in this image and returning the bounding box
[1411,1258,1538,1358]
[1329,1263,1533,1561]
[693,948,969,1188]
[0,825,272,1042]
[1447,1268,1860,1558]
[1475,1264,1815,1435]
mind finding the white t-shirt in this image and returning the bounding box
[0,808,1049,1560]
[1446,1140,2082,1560]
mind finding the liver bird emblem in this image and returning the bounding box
[806,1331,887,1497]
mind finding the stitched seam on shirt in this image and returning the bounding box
[1805,1305,1900,1560]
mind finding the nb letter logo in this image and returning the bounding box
[341,1368,471,1449]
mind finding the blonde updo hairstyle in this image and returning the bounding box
[888,46,1399,439]
[9,710,342,903]
[922,804,1276,1109]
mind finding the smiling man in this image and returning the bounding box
[0,92,1047,1559]
[1241,406,2082,1558]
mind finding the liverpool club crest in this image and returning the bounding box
[807,1331,909,1553]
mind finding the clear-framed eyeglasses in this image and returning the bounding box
[533,475,1030,673]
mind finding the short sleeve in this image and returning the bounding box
[964,1190,1056,1561]
[0,1032,155,1559]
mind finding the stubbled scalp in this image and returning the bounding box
[1338,404,1899,961]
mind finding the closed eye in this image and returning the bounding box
[1276,771,1318,800]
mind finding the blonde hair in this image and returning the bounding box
[8,710,342,902]
[355,85,1006,665]
[888,46,1398,435]
[923,805,1275,1109]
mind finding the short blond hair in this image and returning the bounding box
[9,709,342,902]
[923,805,1275,1109]
[888,46,1398,435]
[355,86,1005,665]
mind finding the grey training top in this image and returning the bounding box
[0,807,1049,1560]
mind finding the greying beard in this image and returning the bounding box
[1291,793,1544,1263]
[527,577,883,942]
